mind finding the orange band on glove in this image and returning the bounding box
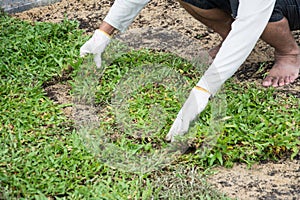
[194,86,210,94]
[98,29,112,38]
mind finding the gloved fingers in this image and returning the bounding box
[80,41,92,57]
[166,88,210,142]
[80,49,89,57]
[166,111,188,142]
[94,53,102,68]
[165,121,178,142]
[166,126,180,142]
[165,113,180,142]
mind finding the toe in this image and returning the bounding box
[284,76,291,85]
[272,77,280,87]
[290,74,297,83]
[262,76,274,87]
[278,77,285,87]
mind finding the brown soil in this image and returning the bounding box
[13,0,300,94]
[13,0,300,199]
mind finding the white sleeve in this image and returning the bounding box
[104,0,151,32]
[197,0,276,95]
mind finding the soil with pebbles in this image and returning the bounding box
[12,0,300,199]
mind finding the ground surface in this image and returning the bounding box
[13,0,300,199]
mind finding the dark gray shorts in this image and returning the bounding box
[182,0,300,30]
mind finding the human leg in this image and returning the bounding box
[260,0,300,87]
[178,0,234,58]
[180,0,300,87]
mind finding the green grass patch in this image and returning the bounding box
[193,83,300,167]
[92,47,300,168]
[1,14,230,199]
[1,12,299,199]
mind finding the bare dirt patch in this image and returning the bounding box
[13,0,300,199]
[208,156,300,200]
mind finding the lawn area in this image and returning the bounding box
[1,12,299,199]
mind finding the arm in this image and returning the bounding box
[104,0,151,33]
[167,0,276,142]
[197,0,276,94]
[99,21,116,36]
[80,0,151,66]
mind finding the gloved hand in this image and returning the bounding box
[166,86,211,142]
[80,29,111,67]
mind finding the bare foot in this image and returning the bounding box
[262,52,300,87]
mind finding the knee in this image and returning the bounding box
[177,0,213,19]
[178,0,232,21]
[178,0,208,13]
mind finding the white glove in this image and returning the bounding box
[80,30,111,67]
[166,86,211,142]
